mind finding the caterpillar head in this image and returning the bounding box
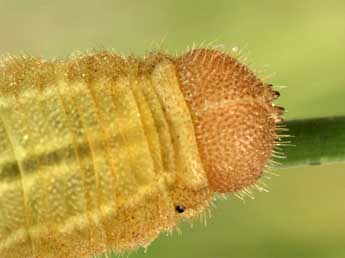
[175,49,284,193]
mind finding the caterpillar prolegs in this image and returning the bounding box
[0,48,284,258]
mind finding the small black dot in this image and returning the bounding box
[175,205,185,213]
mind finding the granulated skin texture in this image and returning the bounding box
[175,49,283,192]
[0,48,283,258]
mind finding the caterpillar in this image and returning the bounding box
[0,48,284,258]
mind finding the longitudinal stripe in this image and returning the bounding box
[0,48,283,258]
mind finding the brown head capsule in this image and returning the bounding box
[175,49,283,192]
[0,47,284,258]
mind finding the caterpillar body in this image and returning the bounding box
[0,48,284,258]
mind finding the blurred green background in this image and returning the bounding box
[1,0,345,257]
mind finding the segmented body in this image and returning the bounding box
[0,52,210,258]
[0,48,284,258]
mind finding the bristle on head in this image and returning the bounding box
[174,48,284,193]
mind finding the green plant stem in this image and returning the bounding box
[276,116,345,168]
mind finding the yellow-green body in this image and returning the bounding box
[0,52,210,258]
